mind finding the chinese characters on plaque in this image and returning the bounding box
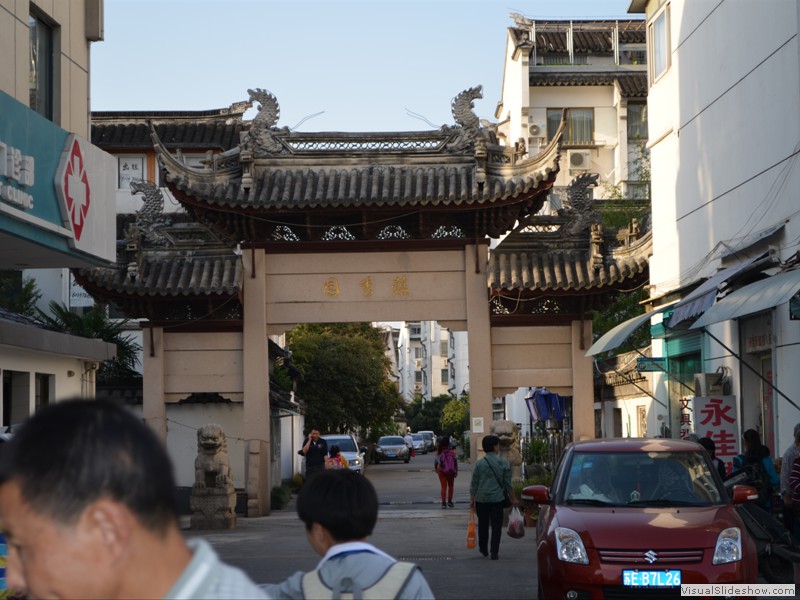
[118,156,145,189]
[323,275,411,298]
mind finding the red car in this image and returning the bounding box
[523,438,759,599]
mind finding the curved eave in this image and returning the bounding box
[153,126,563,213]
[488,230,652,293]
[74,255,243,299]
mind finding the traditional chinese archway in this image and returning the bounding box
[78,86,649,516]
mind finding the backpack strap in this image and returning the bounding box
[300,561,418,599]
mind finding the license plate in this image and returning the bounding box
[622,570,681,587]
[387,453,396,458]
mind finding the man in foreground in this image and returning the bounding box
[0,398,268,599]
[260,469,434,599]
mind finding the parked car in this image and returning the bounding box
[320,434,366,474]
[419,430,435,451]
[523,438,759,598]
[410,433,427,455]
[373,435,411,463]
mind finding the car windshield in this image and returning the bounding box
[561,450,723,507]
[379,436,404,445]
[325,437,356,452]
[411,434,423,441]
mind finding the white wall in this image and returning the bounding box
[646,0,800,453]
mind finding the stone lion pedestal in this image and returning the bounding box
[190,424,237,530]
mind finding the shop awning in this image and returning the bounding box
[585,307,667,356]
[692,268,800,329]
[668,255,762,328]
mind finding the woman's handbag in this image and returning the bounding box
[466,509,477,549]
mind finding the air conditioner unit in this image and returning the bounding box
[413,384,422,393]
[414,359,422,369]
[694,373,724,397]
[568,150,591,170]
[529,123,546,138]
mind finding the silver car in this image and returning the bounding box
[410,433,427,454]
[373,435,411,463]
[320,434,366,474]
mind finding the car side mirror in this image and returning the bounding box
[521,484,550,504]
[730,484,759,504]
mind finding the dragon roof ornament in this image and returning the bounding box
[238,85,491,158]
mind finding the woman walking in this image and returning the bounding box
[469,435,518,560]
[434,435,458,508]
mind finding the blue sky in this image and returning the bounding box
[91,0,636,132]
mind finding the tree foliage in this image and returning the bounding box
[440,393,470,438]
[0,270,42,317]
[590,287,649,352]
[287,323,404,436]
[35,301,141,381]
[404,393,451,434]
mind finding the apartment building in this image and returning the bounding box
[613,0,800,462]
[0,0,115,426]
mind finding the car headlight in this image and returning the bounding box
[555,527,589,564]
[713,527,742,564]
[351,459,361,466]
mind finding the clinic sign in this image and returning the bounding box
[0,90,115,264]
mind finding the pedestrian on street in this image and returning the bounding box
[325,445,348,470]
[434,435,458,509]
[698,437,726,480]
[404,428,415,458]
[299,427,328,479]
[780,423,800,534]
[0,398,268,600]
[469,434,519,560]
[259,469,434,599]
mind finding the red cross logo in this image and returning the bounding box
[63,138,91,240]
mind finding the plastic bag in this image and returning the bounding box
[507,507,525,539]
[466,509,476,549]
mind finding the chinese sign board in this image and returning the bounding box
[0,90,116,265]
[681,395,739,474]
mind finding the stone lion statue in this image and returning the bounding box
[491,420,523,482]
[191,423,236,530]
[194,423,232,489]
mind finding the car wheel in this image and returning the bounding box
[760,553,794,584]
[404,458,410,463]
[374,458,380,464]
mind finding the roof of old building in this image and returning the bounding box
[529,72,648,97]
[155,86,562,214]
[92,101,249,150]
[488,231,651,292]
[508,18,645,53]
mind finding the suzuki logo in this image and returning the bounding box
[644,550,658,564]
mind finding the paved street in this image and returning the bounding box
[187,452,540,599]
[186,451,798,599]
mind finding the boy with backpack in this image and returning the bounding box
[260,469,433,599]
[435,435,458,509]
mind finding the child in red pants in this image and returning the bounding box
[434,435,458,508]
